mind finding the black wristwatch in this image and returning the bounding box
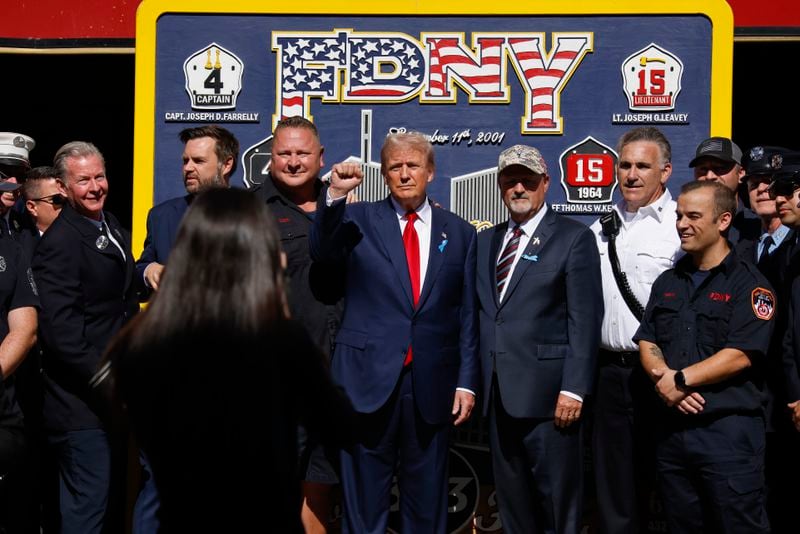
[674,369,688,391]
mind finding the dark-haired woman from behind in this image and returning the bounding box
[106,187,354,532]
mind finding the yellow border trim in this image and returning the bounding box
[133,0,733,256]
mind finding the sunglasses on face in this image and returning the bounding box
[697,162,736,176]
[768,180,800,200]
[0,167,26,181]
[746,175,772,190]
[31,194,67,206]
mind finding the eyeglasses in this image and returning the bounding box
[30,194,67,206]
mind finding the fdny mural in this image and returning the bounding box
[134,3,733,532]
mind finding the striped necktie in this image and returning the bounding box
[496,225,522,297]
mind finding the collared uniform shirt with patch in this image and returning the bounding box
[634,251,775,417]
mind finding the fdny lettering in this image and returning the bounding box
[663,292,676,298]
[708,291,731,302]
[272,30,593,133]
[278,217,291,223]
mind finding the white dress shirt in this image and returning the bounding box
[589,189,682,352]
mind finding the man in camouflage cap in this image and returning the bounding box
[497,143,547,173]
[476,143,602,533]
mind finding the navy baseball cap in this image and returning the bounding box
[742,146,800,181]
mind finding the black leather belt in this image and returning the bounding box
[599,349,639,368]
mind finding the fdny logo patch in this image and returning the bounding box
[751,287,775,321]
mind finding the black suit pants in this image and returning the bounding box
[489,377,583,534]
[591,361,658,534]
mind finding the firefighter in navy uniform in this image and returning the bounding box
[0,184,39,533]
[0,132,36,243]
[772,166,800,533]
[738,147,800,532]
[635,180,774,534]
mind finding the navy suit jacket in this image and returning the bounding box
[135,195,192,287]
[477,208,603,418]
[310,191,479,425]
[33,204,139,431]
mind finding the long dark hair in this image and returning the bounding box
[135,187,287,341]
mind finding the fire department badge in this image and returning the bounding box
[751,287,775,320]
[184,43,244,110]
[241,135,274,188]
[557,136,618,210]
[750,146,765,161]
[621,43,683,112]
[0,256,5,272]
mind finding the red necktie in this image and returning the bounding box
[403,211,420,366]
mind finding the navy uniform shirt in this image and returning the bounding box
[0,236,39,428]
[635,250,775,417]
[257,176,345,359]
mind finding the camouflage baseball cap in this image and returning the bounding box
[498,144,548,175]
